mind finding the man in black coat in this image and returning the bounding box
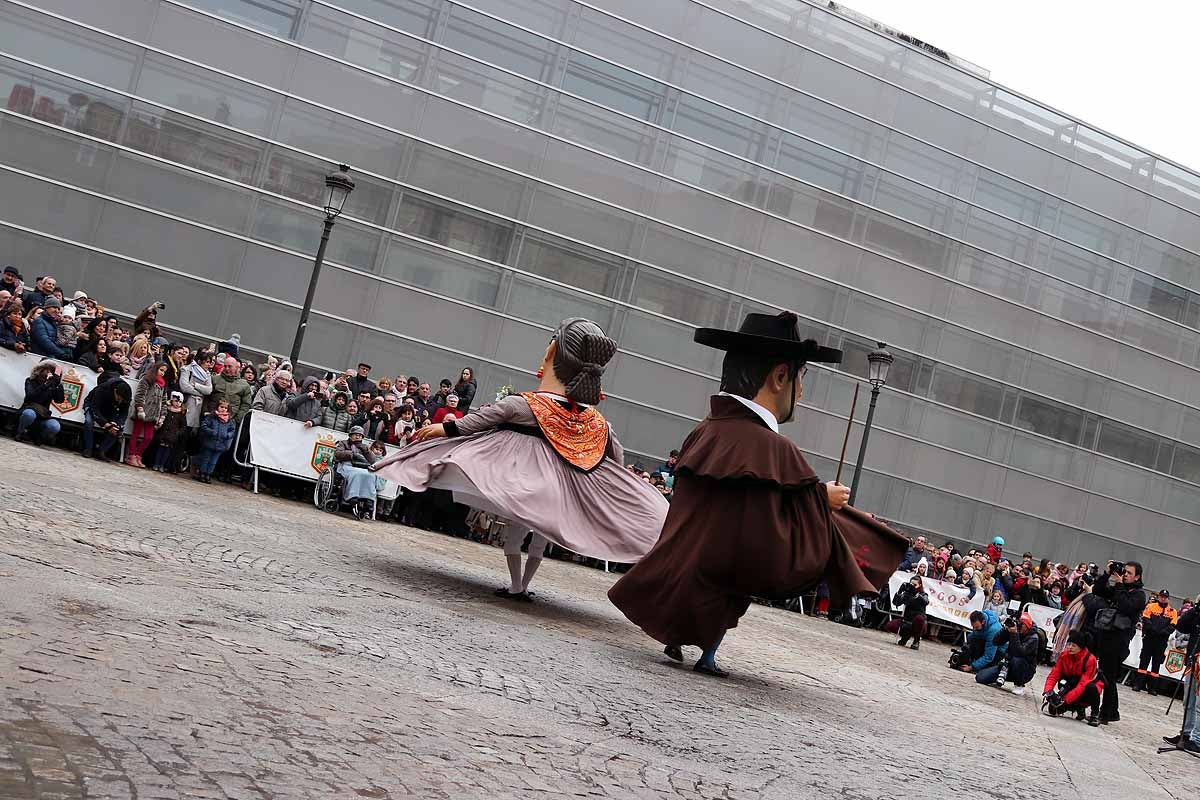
[346,363,378,398]
[1090,561,1148,724]
[82,377,132,461]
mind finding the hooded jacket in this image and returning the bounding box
[286,377,323,425]
[968,608,1007,671]
[320,392,353,431]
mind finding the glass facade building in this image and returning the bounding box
[1,0,1197,587]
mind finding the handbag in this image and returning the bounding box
[1093,607,1132,635]
[26,402,51,420]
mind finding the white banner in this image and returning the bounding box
[889,571,985,629]
[0,347,136,427]
[245,410,400,484]
[1123,630,1185,683]
[1024,603,1060,641]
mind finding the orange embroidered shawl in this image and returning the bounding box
[522,391,609,472]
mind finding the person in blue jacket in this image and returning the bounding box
[194,398,238,484]
[956,608,1008,674]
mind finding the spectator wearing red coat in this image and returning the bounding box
[1044,630,1104,726]
[432,393,464,425]
[987,536,1004,563]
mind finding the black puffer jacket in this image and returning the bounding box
[21,374,65,417]
[1090,573,1147,659]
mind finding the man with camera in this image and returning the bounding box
[976,609,1039,695]
[951,608,1006,674]
[1090,560,1147,724]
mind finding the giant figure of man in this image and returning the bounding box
[609,311,909,676]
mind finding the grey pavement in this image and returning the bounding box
[0,439,1195,799]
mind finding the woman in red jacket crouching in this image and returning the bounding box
[1044,630,1104,726]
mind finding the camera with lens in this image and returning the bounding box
[1108,561,1125,575]
[1002,599,1022,629]
[947,648,966,669]
[1042,679,1069,715]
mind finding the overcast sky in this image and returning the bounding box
[838,0,1200,173]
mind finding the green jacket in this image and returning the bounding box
[207,372,253,421]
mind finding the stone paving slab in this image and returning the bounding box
[0,440,1196,799]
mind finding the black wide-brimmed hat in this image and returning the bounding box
[695,311,842,363]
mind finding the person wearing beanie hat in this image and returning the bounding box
[151,390,189,473]
[372,317,668,603]
[334,425,380,520]
[218,332,241,359]
[28,294,72,360]
[987,536,1005,564]
[1043,629,1104,725]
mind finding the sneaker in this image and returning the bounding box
[1087,714,1100,727]
[1010,686,1026,697]
[991,679,1007,689]
[1074,708,1086,721]
[909,640,920,651]
[1162,734,1181,746]
[1183,740,1200,756]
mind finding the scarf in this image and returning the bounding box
[154,375,166,389]
[215,407,231,423]
[1052,593,1090,662]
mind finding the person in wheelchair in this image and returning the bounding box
[333,426,380,520]
[1042,630,1104,726]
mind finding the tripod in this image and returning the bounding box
[1156,655,1197,756]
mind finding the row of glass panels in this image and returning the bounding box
[2,206,1194,589]
[117,0,1200,360]
[5,36,1200,475]
[8,3,1200,421]
[5,109,1200,528]
[594,0,1200,213]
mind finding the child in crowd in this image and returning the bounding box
[393,405,416,444]
[152,391,189,473]
[128,361,167,468]
[195,398,237,484]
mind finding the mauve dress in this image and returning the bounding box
[371,393,668,562]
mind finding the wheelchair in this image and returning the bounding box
[313,466,345,513]
[314,464,390,520]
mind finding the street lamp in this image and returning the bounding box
[289,164,355,368]
[848,341,893,506]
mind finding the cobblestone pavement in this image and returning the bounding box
[1,440,1196,799]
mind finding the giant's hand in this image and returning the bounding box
[825,481,850,511]
[411,423,446,443]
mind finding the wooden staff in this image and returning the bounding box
[835,383,860,485]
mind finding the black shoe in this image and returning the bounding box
[1147,683,1159,697]
[193,474,205,483]
[1184,740,1200,756]
[80,449,93,459]
[13,432,26,444]
[1163,735,1182,746]
[664,645,683,662]
[1087,713,1100,727]
[203,475,212,484]
[494,588,532,602]
[910,640,920,651]
[1074,708,1087,721]
[693,662,729,678]
[897,638,909,647]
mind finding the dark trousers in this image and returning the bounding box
[1138,635,1169,675]
[1098,653,1126,718]
[895,614,927,644]
[1066,683,1102,715]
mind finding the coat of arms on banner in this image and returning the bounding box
[312,433,337,474]
[1164,648,1187,675]
[52,368,85,414]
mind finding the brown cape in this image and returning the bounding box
[608,395,908,650]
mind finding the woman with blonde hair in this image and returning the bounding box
[128,334,151,377]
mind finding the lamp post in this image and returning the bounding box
[289,164,355,368]
[848,342,893,506]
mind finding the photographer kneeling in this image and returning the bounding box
[975,611,1039,695]
[1042,630,1103,726]
[952,609,1006,674]
[892,575,929,651]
